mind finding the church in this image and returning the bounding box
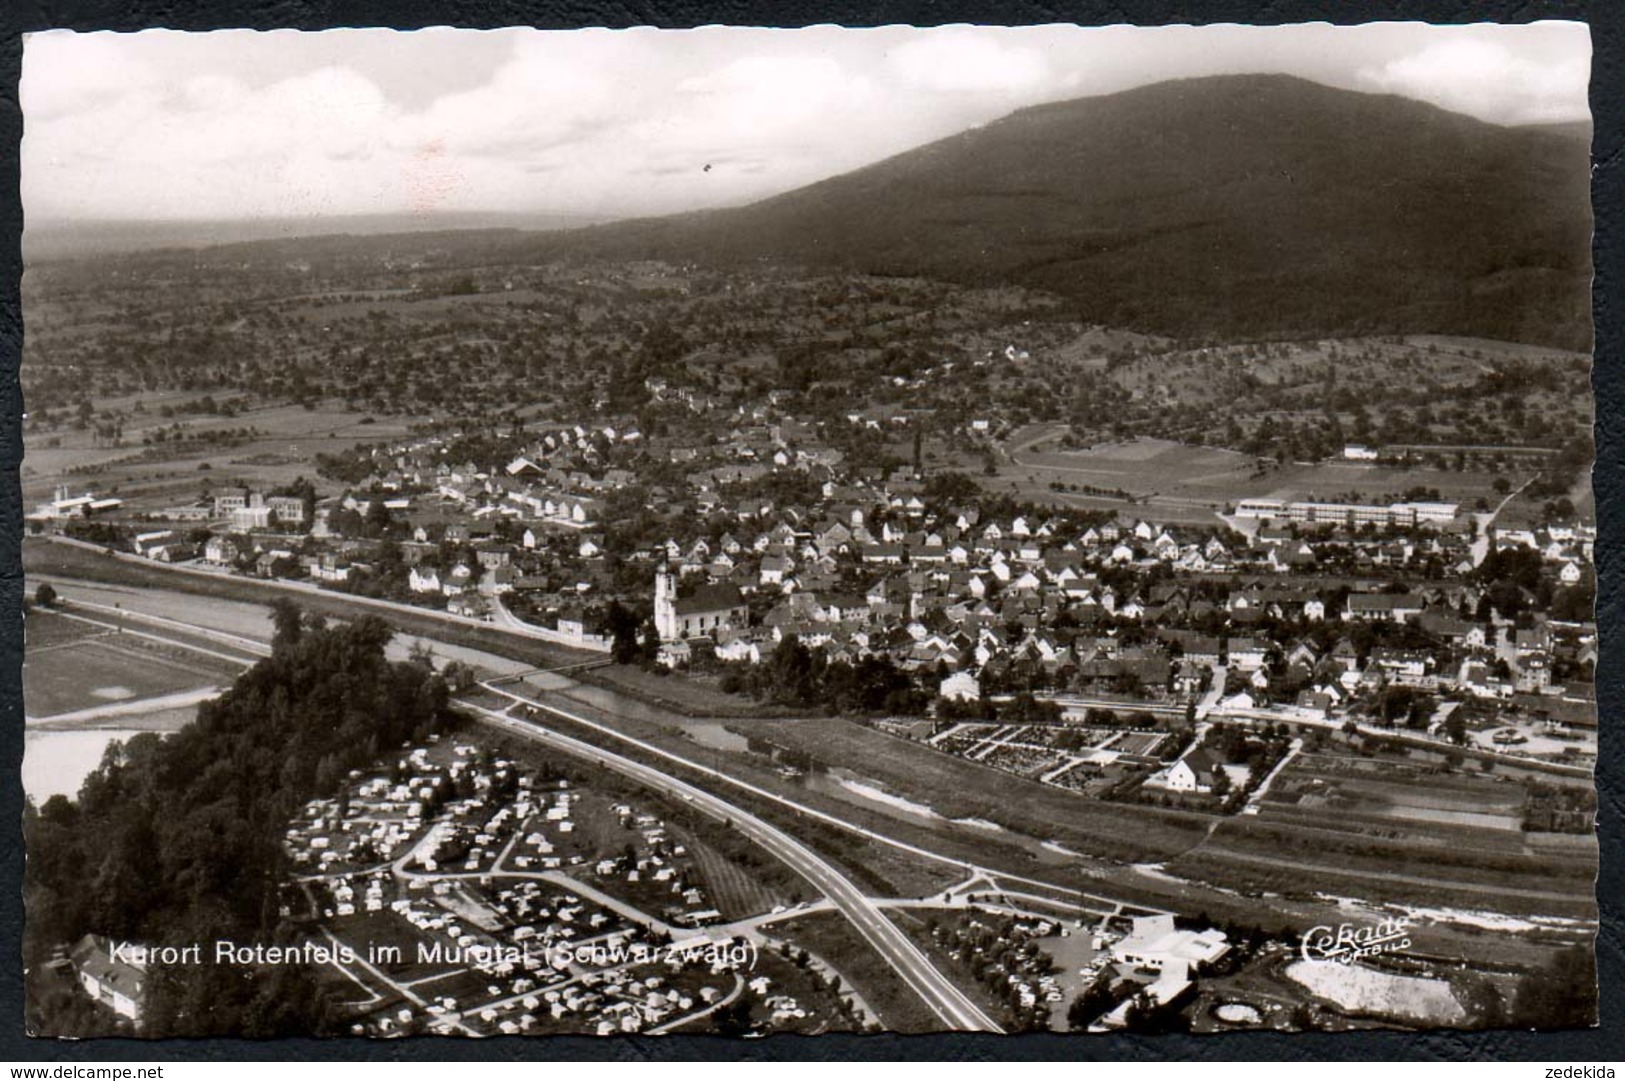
[654,567,748,641]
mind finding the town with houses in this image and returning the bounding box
[27,402,1599,784]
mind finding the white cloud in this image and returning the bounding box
[25,64,404,219]
[885,30,1050,94]
[394,34,626,159]
[20,31,162,120]
[1357,39,1590,125]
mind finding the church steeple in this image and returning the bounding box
[654,563,679,641]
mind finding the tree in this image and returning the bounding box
[34,583,58,608]
[269,597,304,655]
[1445,711,1468,745]
[640,619,662,666]
[765,635,816,706]
[1067,974,1118,1030]
[1511,945,1596,1028]
[363,498,396,539]
[711,996,754,1037]
[606,602,641,665]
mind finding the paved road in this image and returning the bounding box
[33,535,608,653]
[1470,475,1538,567]
[482,677,1140,913]
[470,698,1004,1032]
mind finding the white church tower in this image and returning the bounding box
[654,565,680,641]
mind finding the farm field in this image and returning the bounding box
[1259,754,1530,833]
[20,396,429,508]
[1002,433,1529,516]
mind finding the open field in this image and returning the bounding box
[1259,755,1529,833]
[573,663,796,719]
[1000,433,1532,517]
[20,396,428,508]
[21,607,106,649]
[24,638,219,718]
[23,609,241,719]
[325,910,461,983]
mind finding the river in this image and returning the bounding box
[24,727,157,803]
[24,698,198,804]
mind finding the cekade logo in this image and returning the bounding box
[1300,916,1412,964]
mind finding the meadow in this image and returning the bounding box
[21,396,427,510]
[1001,433,1529,518]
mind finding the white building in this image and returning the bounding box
[654,567,747,641]
[939,670,982,703]
[71,935,147,1024]
[1111,915,1229,973]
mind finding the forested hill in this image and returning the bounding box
[23,603,452,1037]
[532,74,1592,350]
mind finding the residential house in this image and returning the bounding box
[71,935,147,1024]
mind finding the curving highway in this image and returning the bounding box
[471,697,1004,1033]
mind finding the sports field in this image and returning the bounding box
[1002,433,1527,515]
[23,608,240,720]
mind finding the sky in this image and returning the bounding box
[21,22,1592,225]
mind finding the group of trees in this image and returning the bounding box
[933,690,1065,727]
[1521,780,1598,835]
[718,635,930,716]
[1473,544,1593,624]
[25,600,453,1037]
[927,914,1056,1032]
